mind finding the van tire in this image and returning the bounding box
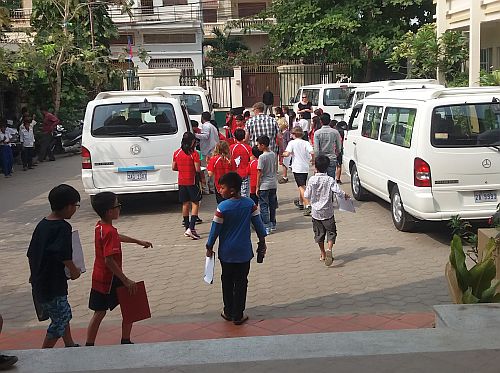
[351,164,369,201]
[390,185,413,232]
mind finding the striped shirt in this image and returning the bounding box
[245,114,279,152]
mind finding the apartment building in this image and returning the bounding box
[203,0,273,52]
[435,0,500,86]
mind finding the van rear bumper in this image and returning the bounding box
[82,172,178,195]
[404,191,497,221]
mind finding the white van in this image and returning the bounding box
[154,86,215,125]
[290,83,358,120]
[341,79,443,122]
[343,87,500,231]
[81,90,191,195]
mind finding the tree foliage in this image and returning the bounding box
[203,28,249,71]
[259,0,433,80]
[387,23,468,84]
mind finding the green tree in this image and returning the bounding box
[203,28,249,72]
[257,0,433,80]
[387,23,468,84]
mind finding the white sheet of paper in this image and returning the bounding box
[338,197,356,213]
[65,230,86,278]
[204,253,215,284]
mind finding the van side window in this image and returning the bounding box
[361,105,382,139]
[303,89,320,106]
[380,107,416,148]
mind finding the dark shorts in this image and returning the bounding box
[40,295,72,339]
[293,172,308,187]
[89,277,123,312]
[178,185,202,203]
[312,216,337,243]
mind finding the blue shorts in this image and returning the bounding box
[41,295,72,339]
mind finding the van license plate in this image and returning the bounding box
[127,171,147,181]
[474,191,497,203]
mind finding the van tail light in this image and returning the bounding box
[414,158,431,187]
[81,146,92,169]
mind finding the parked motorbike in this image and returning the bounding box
[51,121,82,154]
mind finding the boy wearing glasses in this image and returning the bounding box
[27,184,82,348]
[85,192,152,346]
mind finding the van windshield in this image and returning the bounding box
[323,87,354,106]
[431,103,500,148]
[170,94,203,115]
[91,103,178,136]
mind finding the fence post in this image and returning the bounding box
[232,66,243,108]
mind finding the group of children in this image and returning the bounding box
[27,184,152,348]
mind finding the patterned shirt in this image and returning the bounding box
[245,114,279,152]
[304,172,346,220]
[173,148,200,186]
[313,125,341,164]
[20,124,35,147]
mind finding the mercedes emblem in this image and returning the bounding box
[130,144,141,155]
[482,159,491,168]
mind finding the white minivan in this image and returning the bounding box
[343,87,500,231]
[341,79,443,122]
[290,83,358,120]
[154,86,215,125]
[81,90,191,195]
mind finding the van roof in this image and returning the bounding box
[364,86,500,102]
[300,83,359,89]
[355,79,439,89]
[154,86,208,94]
[94,90,173,101]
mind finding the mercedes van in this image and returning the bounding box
[81,90,191,195]
[343,87,500,231]
[290,83,358,120]
[154,86,215,125]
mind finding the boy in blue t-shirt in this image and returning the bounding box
[206,172,267,325]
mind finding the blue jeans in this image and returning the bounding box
[326,162,337,179]
[258,188,277,229]
[1,145,13,176]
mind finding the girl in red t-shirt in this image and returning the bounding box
[248,145,262,206]
[207,141,236,204]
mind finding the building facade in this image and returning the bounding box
[435,0,500,86]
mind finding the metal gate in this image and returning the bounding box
[180,69,234,109]
[241,65,280,108]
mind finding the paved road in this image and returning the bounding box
[0,154,453,329]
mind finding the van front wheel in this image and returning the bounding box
[390,185,413,231]
[351,164,368,201]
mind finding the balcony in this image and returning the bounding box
[108,4,202,24]
[203,18,276,38]
[9,8,32,28]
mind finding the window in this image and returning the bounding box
[110,34,134,45]
[323,87,354,107]
[237,2,266,17]
[431,103,500,148]
[203,8,217,22]
[380,107,416,148]
[143,34,196,44]
[170,94,203,115]
[302,89,320,106]
[480,48,493,73]
[92,103,178,137]
[361,105,382,140]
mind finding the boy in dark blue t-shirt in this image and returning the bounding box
[206,172,267,325]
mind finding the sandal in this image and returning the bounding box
[325,250,334,266]
[221,311,232,321]
[233,314,249,325]
[65,343,81,348]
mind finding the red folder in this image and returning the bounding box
[116,281,151,324]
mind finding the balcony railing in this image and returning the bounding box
[203,18,276,37]
[9,8,32,27]
[108,4,202,24]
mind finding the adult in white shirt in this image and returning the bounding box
[19,115,36,170]
[195,111,219,194]
[282,126,314,216]
[0,120,14,177]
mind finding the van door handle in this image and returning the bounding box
[353,141,357,145]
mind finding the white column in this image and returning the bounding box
[231,66,243,108]
[469,1,482,87]
[435,0,447,84]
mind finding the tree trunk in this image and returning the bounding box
[364,49,373,82]
[54,0,70,115]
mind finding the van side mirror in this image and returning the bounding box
[289,97,296,104]
[212,103,220,109]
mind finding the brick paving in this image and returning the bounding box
[0,155,452,349]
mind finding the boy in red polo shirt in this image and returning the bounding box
[85,192,152,346]
[230,128,252,197]
[173,132,203,239]
[248,145,262,206]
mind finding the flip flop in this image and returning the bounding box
[233,314,249,325]
[325,250,334,266]
[65,343,80,348]
[221,311,232,321]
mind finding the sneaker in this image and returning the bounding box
[271,222,277,231]
[0,354,18,370]
[303,206,312,216]
[278,177,288,184]
[185,228,201,240]
[325,250,334,266]
[265,227,272,235]
[293,199,300,208]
